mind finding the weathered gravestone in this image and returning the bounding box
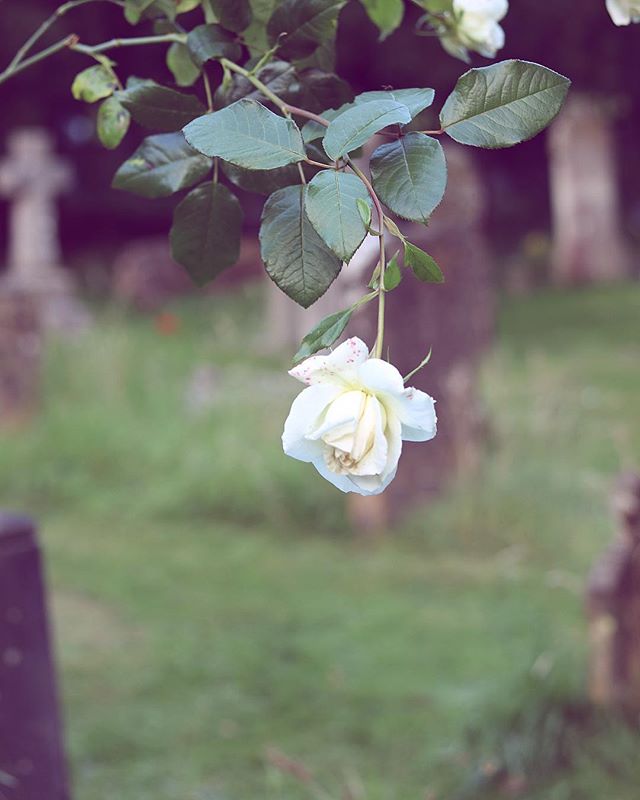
[0,514,70,799]
[586,472,640,712]
[262,143,493,531]
[547,94,630,285]
[0,128,89,332]
[263,235,380,354]
[349,141,494,530]
[0,292,41,429]
[112,236,262,311]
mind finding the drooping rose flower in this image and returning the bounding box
[606,0,640,25]
[282,338,437,496]
[442,0,508,61]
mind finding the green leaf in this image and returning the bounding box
[166,42,200,87]
[301,101,352,143]
[183,99,306,169]
[383,251,402,290]
[125,0,177,23]
[176,0,202,11]
[383,215,404,239]
[112,133,212,198]
[305,171,371,261]
[440,60,571,149]
[293,308,353,362]
[186,24,242,66]
[404,241,444,283]
[170,182,243,286]
[356,197,372,228]
[322,100,412,160]
[355,87,435,119]
[370,133,446,223]
[124,0,155,24]
[71,65,117,103]
[358,0,404,39]
[244,0,279,53]
[209,0,251,31]
[267,0,347,60]
[97,96,131,149]
[215,61,296,106]
[288,69,354,115]
[221,160,302,195]
[118,81,207,132]
[260,185,341,307]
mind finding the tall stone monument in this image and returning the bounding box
[0,128,89,331]
[587,472,640,712]
[548,94,630,285]
[348,141,494,529]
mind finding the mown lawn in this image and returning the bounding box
[1,283,639,799]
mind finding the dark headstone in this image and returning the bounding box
[0,514,70,799]
[112,236,263,311]
[586,472,640,711]
[0,292,41,428]
[349,142,494,529]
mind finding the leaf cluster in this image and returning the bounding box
[68,0,569,358]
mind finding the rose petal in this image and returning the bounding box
[289,337,370,386]
[356,358,405,398]
[282,383,343,462]
[606,0,631,24]
[310,453,359,494]
[454,0,508,21]
[350,395,388,476]
[395,387,437,442]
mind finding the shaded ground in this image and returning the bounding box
[1,283,639,799]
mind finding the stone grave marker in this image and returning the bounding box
[0,291,41,429]
[548,94,630,285]
[261,142,494,531]
[0,127,90,332]
[349,141,494,530]
[587,472,640,712]
[0,513,70,799]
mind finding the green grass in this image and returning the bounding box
[2,282,639,799]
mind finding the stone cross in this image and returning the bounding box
[547,94,630,285]
[0,128,89,331]
[586,472,640,712]
[0,513,70,799]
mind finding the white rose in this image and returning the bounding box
[447,0,508,59]
[606,0,640,24]
[282,337,437,496]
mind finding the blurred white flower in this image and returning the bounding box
[441,0,508,61]
[282,337,437,496]
[606,0,640,25]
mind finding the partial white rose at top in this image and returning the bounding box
[606,0,640,24]
[282,338,437,496]
[441,0,509,62]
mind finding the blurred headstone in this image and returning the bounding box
[0,127,90,332]
[184,364,220,415]
[0,292,41,428]
[586,472,640,712]
[548,94,630,285]
[112,236,262,311]
[263,235,380,354]
[0,513,70,799]
[349,142,494,530]
[112,238,193,311]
